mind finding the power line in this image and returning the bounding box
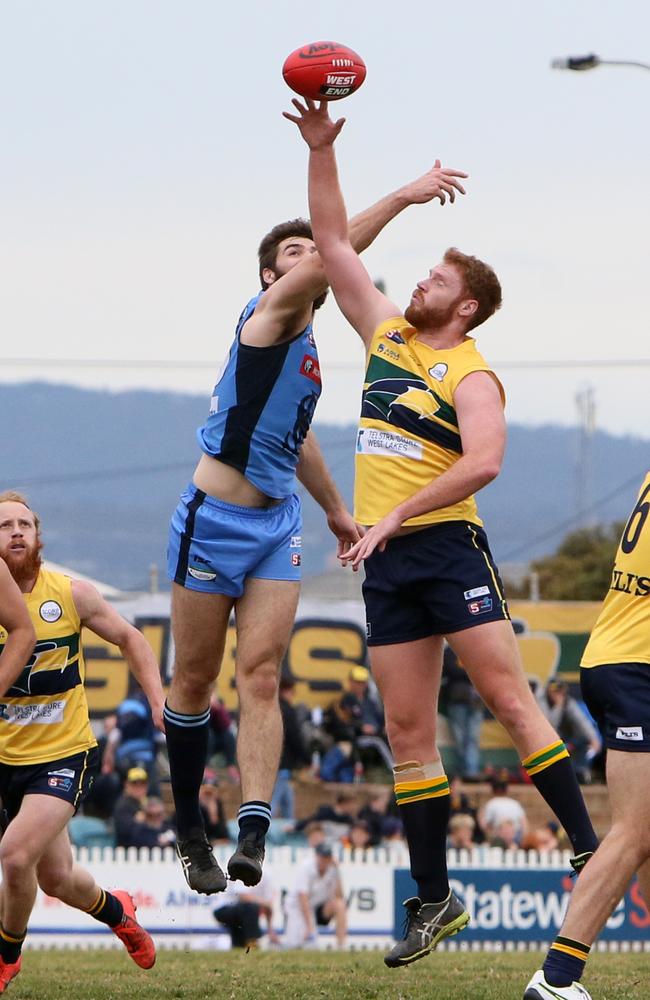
[500,468,645,561]
[2,357,650,372]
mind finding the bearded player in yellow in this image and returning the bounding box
[524,473,650,1000]
[287,98,598,969]
[0,492,165,992]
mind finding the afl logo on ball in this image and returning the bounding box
[40,601,63,623]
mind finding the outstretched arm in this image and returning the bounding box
[296,430,361,562]
[72,580,166,731]
[285,99,467,345]
[0,560,36,697]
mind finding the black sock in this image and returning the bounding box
[84,888,124,928]
[522,742,598,855]
[237,801,271,839]
[398,795,451,903]
[0,924,25,964]
[543,936,590,987]
[164,701,210,838]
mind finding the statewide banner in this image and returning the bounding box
[394,867,650,942]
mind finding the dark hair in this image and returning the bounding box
[258,218,314,289]
[443,247,502,332]
[257,218,327,311]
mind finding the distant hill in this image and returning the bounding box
[2,382,647,590]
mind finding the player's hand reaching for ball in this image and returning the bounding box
[283,98,345,150]
[400,159,468,207]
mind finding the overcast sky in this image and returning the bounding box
[1,1,649,437]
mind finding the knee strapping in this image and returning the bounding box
[393,758,449,806]
[393,759,446,783]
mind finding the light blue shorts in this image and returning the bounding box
[167,485,302,597]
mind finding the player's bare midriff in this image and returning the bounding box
[192,453,282,509]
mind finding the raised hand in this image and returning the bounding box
[400,158,468,206]
[283,97,346,149]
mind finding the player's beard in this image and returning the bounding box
[404,294,463,330]
[3,540,42,589]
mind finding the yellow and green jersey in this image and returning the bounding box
[354,317,505,527]
[0,569,97,764]
[582,472,650,668]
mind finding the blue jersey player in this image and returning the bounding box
[165,164,465,894]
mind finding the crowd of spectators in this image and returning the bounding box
[73,664,601,856]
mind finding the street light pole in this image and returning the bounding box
[552,54,650,72]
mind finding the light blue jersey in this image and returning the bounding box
[197,293,322,499]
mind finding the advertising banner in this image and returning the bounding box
[394,867,650,943]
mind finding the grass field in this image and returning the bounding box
[12,949,650,1000]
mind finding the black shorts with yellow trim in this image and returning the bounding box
[363,520,510,647]
[581,662,650,752]
[0,745,99,823]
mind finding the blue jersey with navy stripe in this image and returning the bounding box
[197,292,322,499]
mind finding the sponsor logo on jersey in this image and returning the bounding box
[48,775,73,791]
[307,332,316,348]
[468,596,493,615]
[356,428,423,460]
[291,553,301,566]
[377,343,400,361]
[40,601,62,623]
[290,536,302,549]
[615,726,644,741]
[188,566,217,582]
[385,330,405,345]
[0,701,66,726]
[48,768,75,778]
[209,394,219,414]
[428,363,449,382]
[464,586,490,600]
[300,355,322,386]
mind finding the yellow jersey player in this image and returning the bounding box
[163,154,484,896]
[287,99,598,969]
[0,491,165,994]
[525,473,650,1000]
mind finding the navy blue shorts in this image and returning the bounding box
[363,520,510,647]
[168,485,302,597]
[0,746,99,823]
[581,662,650,752]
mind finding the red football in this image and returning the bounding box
[282,41,366,101]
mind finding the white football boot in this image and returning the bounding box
[524,969,593,1000]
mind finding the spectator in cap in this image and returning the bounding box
[283,843,347,949]
[102,689,162,791]
[537,678,601,783]
[113,767,150,848]
[323,667,392,775]
[199,770,230,843]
